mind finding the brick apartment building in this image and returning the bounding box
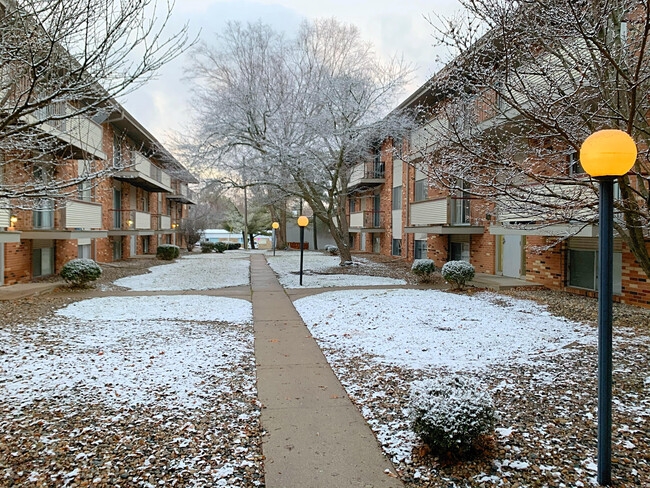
[348,89,650,308]
[0,105,197,285]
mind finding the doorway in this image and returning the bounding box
[502,235,526,278]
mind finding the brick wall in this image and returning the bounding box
[525,235,566,288]
[4,241,31,285]
[620,241,650,307]
[471,232,496,274]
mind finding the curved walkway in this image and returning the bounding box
[251,254,403,488]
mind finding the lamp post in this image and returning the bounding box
[272,221,279,256]
[297,216,309,286]
[579,129,637,486]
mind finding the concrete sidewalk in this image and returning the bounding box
[0,281,63,301]
[250,254,402,488]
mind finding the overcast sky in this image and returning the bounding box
[121,0,463,147]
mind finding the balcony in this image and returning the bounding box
[407,117,448,159]
[108,209,154,236]
[405,197,484,235]
[157,214,172,233]
[349,161,386,190]
[24,102,106,160]
[0,207,21,243]
[348,210,385,233]
[62,200,102,230]
[19,201,107,240]
[113,151,173,193]
[167,182,197,204]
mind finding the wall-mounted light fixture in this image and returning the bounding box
[10,215,18,226]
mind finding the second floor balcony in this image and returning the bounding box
[113,151,173,193]
[406,197,484,235]
[167,182,197,204]
[24,102,106,160]
[349,210,385,232]
[109,209,155,235]
[17,199,107,239]
[349,161,386,190]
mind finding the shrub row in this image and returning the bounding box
[201,241,242,253]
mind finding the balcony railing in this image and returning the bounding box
[111,209,152,231]
[0,208,10,228]
[409,196,472,227]
[158,214,172,230]
[167,182,198,204]
[113,152,173,193]
[349,210,385,229]
[24,102,105,159]
[62,200,102,229]
[349,161,386,188]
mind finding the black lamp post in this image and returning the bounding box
[272,221,279,257]
[297,216,308,286]
[580,129,637,486]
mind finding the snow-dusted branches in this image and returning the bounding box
[185,18,413,262]
[418,0,650,278]
[0,0,192,205]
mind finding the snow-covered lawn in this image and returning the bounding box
[295,289,650,486]
[0,295,263,486]
[266,250,405,288]
[296,289,590,371]
[113,253,250,290]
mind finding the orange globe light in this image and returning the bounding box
[272,221,279,229]
[297,216,309,227]
[579,129,637,177]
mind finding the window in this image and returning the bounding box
[142,236,150,254]
[569,152,584,175]
[78,160,93,201]
[33,247,55,277]
[393,138,403,160]
[113,188,122,229]
[349,198,356,213]
[33,199,54,229]
[450,241,470,262]
[112,237,123,260]
[392,238,402,256]
[392,186,402,210]
[451,179,470,225]
[113,134,123,168]
[78,244,91,259]
[569,250,622,295]
[142,191,150,212]
[414,240,427,259]
[414,179,427,202]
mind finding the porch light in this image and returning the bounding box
[579,129,637,486]
[127,219,134,227]
[297,216,308,285]
[10,215,18,225]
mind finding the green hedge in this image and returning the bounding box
[157,244,180,260]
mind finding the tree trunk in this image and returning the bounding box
[313,219,318,250]
[249,233,256,249]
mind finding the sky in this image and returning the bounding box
[121,0,463,149]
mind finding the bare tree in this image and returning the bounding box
[0,0,191,207]
[415,0,650,279]
[185,19,413,263]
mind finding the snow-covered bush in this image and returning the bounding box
[226,243,241,250]
[156,244,180,260]
[201,242,213,253]
[441,260,475,290]
[60,258,102,287]
[409,375,495,455]
[214,242,227,253]
[411,259,438,283]
[324,245,339,255]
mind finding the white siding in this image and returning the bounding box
[349,211,363,227]
[160,215,171,230]
[135,211,150,229]
[410,199,448,226]
[392,159,402,187]
[392,209,402,236]
[65,201,102,229]
[0,208,10,228]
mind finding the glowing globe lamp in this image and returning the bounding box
[272,222,279,229]
[580,129,637,177]
[297,216,309,227]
